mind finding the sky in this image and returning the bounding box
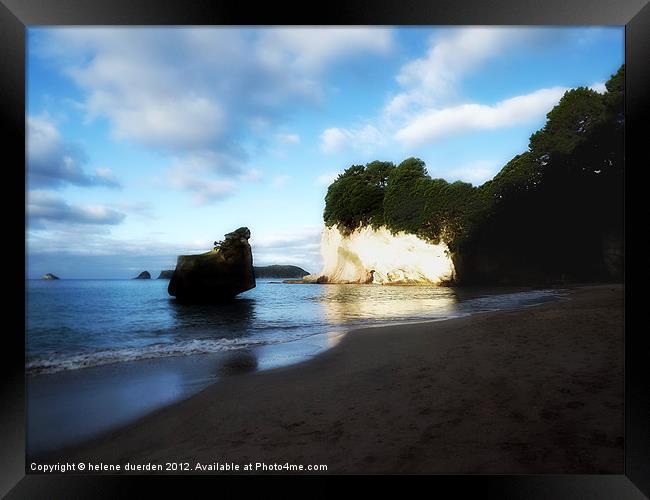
[26,26,624,279]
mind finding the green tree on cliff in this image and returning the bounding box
[383,158,430,234]
[529,87,606,158]
[323,161,395,231]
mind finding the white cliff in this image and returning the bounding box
[305,225,455,285]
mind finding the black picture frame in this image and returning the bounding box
[1,0,647,496]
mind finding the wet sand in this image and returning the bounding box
[39,284,623,473]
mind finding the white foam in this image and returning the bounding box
[26,333,320,375]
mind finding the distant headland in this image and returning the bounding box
[254,265,309,279]
[156,265,309,280]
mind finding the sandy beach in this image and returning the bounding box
[39,284,623,474]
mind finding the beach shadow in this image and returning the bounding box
[219,349,259,376]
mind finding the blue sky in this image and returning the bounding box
[26,26,624,279]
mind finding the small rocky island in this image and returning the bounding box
[157,270,174,279]
[134,271,151,279]
[41,273,60,280]
[168,227,255,302]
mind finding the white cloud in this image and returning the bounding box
[320,124,384,154]
[27,226,208,258]
[271,175,291,188]
[442,159,502,185]
[28,114,61,162]
[316,171,341,186]
[320,128,347,154]
[252,228,316,248]
[257,28,393,73]
[94,167,120,185]
[27,114,121,189]
[590,81,607,94]
[277,133,300,144]
[169,150,243,176]
[115,201,158,219]
[90,93,226,150]
[395,86,568,147]
[28,191,126,226]
[37,27,394,201]
[167,169,236,206]
[320,27,603,159]
[251,226,322,271]
[240,169,263,182]
[385,27,532,118]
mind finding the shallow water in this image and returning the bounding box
[26,279,559,374]
[26,279,562,454]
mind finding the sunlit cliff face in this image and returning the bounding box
[306,225,455,285]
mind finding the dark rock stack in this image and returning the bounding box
[168,227,256,302]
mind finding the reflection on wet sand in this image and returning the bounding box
[317,284,460,325]
[325,331,346,348]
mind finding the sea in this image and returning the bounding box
[26,278,563,455]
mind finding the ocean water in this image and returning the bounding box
[26,279,561,375]
[26,279,563,454]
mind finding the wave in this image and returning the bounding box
[26,332,327,375]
